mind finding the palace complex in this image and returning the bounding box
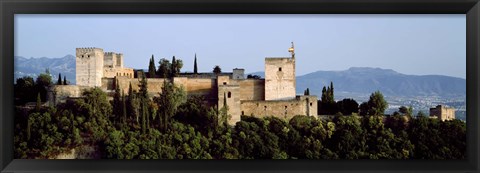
[49,43,318,125]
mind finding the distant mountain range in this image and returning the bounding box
[14,55,466,99]
[14,55,76,84]
[250,67,466,98]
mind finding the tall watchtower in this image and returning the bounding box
[76,47,104,87]
[264,42,296,100]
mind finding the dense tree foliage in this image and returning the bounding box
[336,98,359,115]
[157,58,171,78]
[247,74,261,79]
[14,70,54,105]
[14,79,466,160]
[319,82,337,115]
[213,65,221,74]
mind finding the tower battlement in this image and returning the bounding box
[104,52,123,56]
[76,47,103,53]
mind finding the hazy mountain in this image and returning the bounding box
[249,67,466,98]
[14,55,76,84]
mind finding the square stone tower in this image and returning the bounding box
[264,43,296,100]
[76,48,104,87]
[429,105,455,121]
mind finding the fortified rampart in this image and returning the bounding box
[53,43,318,126]
[429,105,455,121]
[76,48,133,87]
[49,85,91,105]
[241,96,317,120]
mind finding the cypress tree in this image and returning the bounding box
[171,56,177,77]
[304,88,309,95]
[57,73,62,85]
[36,92,41,112]
[330,81,334,102]
[148,55,156,78]
[221,92,228,126]
[321,86,327,102]
[27,117,31,141]
[113,78,122,121]
[63,76,67,85]
[139,72,148,99]
[194,53,198,74]
[223,92,227,108]
[127,82,134,120]
[122,92,127,125]
[146,102,150,131]
[141,101,146,135]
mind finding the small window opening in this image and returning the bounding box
[279,67,282,71]
[310,102,313,106]
[223,82,227,85]
[228,92,232,98]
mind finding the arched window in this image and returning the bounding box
[279,67,282,71]
[228,92,231,98]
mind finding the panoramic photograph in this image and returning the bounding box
[13,14,466,159]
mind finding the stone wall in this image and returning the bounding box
[174,77,217,98]
[218,85,241,126]
[115,77,217,100]
[429,105,455,121]
[264,57,296,100]
[116,78,167,97]
[50,85,91,105]
[240,95,317,120]
[103,67,134,79]
[238,79,265,101]
[76,48,104,87]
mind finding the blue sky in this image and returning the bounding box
[15,14,466,79]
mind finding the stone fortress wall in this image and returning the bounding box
[76,48,134,88]
[52,43,318,125]
[429,105,455,121]
[76,48,104,87]
[265,57,296,100]
[240,95,318,120]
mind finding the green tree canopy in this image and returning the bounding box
[367,91,388,116]
[158,58,171,78]
[213,65,221,74]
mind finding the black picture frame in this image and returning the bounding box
[1,0,479,173]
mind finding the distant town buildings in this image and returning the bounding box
[429,105,455,121]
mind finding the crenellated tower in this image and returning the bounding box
[76,47,104,87]
[264,42,296,100]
